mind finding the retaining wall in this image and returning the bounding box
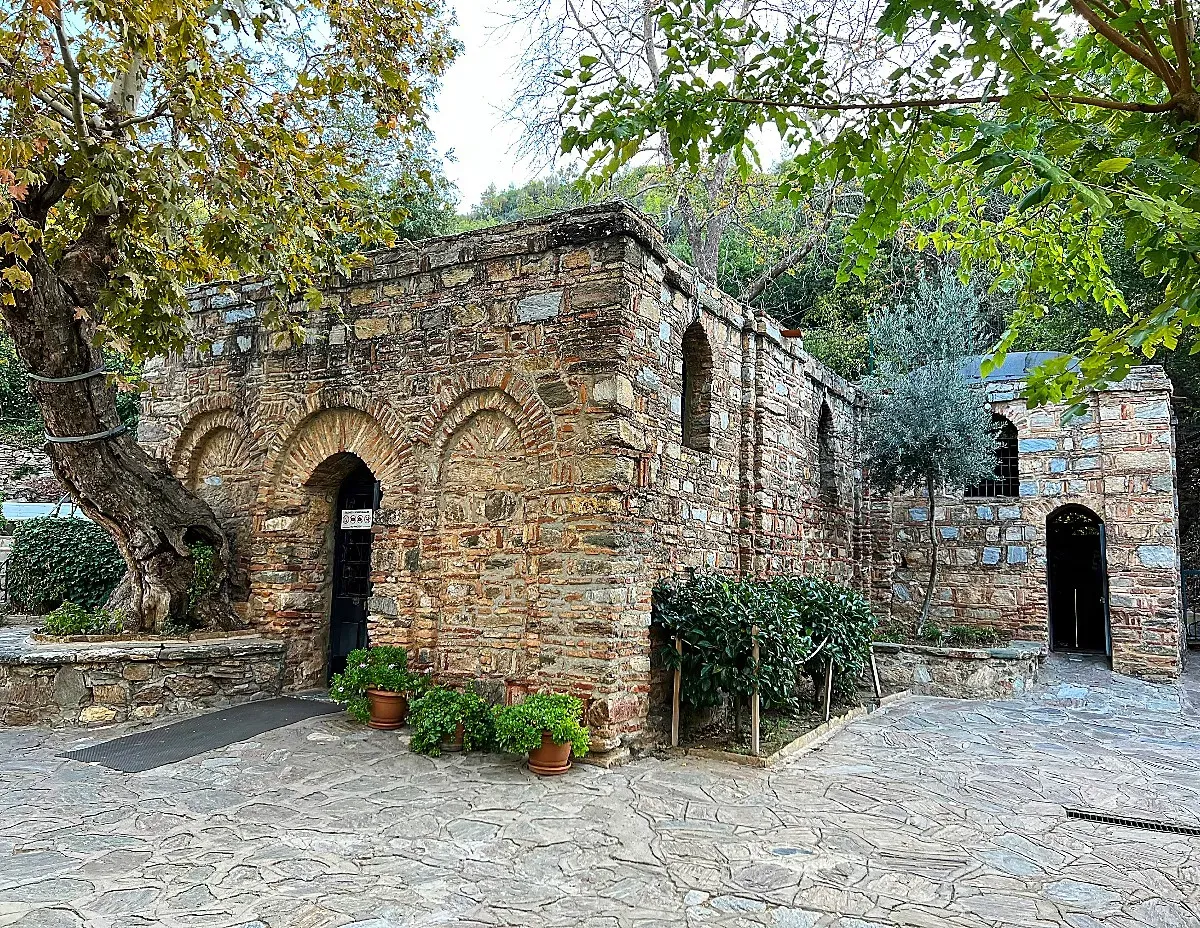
[0,630,286,726]
[871,640,1045,699]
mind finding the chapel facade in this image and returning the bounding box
[137,204,1184,754]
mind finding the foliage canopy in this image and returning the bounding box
[0,0,457,358]
[562,0,1198,404]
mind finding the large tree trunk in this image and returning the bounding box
[2,208,233,633]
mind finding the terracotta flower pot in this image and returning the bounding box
[366,690,408,730]
[527,731,573,776]
[441,721,466,753]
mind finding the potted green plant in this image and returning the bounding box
[329,645,428,730]
[494,692,591,775]
[408,685,496,756]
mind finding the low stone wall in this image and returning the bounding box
[872,640,1046,699]
[0,629,287,726]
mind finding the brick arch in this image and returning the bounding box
[259,390,409,512]
[167,394,253,471]
[412,369,555,460]
[171,406,253,479]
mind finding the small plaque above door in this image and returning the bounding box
[340,508,374,530]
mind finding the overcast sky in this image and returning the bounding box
[428,1,542,211]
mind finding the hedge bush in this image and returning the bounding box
[653,572,877,712]
[6,517,126,614]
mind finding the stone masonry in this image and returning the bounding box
[137,205,861,754]
[130,204,1184,750]
[0,628,285,726]
[881,363,1182,681]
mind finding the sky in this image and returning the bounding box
[426,0,786,211]
[428,1,543,211]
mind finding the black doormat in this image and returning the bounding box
[60,697,341,773]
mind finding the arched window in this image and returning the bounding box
[966,414,1019,498]
[817,402,836,500]
[681,321,713,452]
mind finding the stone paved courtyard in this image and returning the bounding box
[1,656,1198,928]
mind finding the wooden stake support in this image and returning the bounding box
[869,647,883,701]
[750,625,761,757]
[671,635,682,748]
[823,657,834,723]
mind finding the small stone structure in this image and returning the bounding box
[871,641,1045,699]
[0,629,285,726]
[0,203,1166,744]
[881,359,1182,681]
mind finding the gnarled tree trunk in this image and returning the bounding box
[2,192,232,633]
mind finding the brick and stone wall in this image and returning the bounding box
[0,630,286,726]
[131,204,1183,751]
[137,206,876,753]
[880,365,1183,680]
[0,435,61,503]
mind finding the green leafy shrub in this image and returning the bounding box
[6,517,126,614]
[408,686,495,756]
[183,542,218,622]
[654,572,877,711]
[328,646,430,722]
[874,620,1006,649]
[40,601,126,636]
[771,576,877,706]
[493,693,591,758]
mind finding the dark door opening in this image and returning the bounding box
[1047,504,1110,655]
[327,460,381,681]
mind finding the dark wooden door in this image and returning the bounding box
[328,462,380,680]
[1047,505,1109,654]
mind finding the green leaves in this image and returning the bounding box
[562,0,1200,403]
[408,686,496,756]
[2,0,457,360]
[328,646,431,722]
[7,517,127,614]
[653,573,877,713]
[493,693,591,757]
[1095,157,1132,173]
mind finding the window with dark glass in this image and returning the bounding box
[682,321,713,452]
[966,415,1019,498]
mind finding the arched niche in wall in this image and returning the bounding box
[681,320,713,453]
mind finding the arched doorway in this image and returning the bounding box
[328,459,381,679]
[1047,504,1111,656]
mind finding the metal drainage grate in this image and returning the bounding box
[1065,807,1200,837]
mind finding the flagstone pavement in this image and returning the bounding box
[1,654,1198,928]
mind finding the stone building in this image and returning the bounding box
[134,204,1184,753]
[881,356,1182,681]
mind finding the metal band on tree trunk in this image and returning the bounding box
[44,424,129,444]
[26,367,108,384]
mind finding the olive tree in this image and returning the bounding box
[0,0,456,630]
[862,269,998,628]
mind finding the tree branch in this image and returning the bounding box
[50,10,88,140]
[712,91,1183,114]
[1171,0,1194,91]
[1070,0,1175,85]
[741,194,836,303]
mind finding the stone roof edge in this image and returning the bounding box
[185,201,860,402]
[980,363,1172,397]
